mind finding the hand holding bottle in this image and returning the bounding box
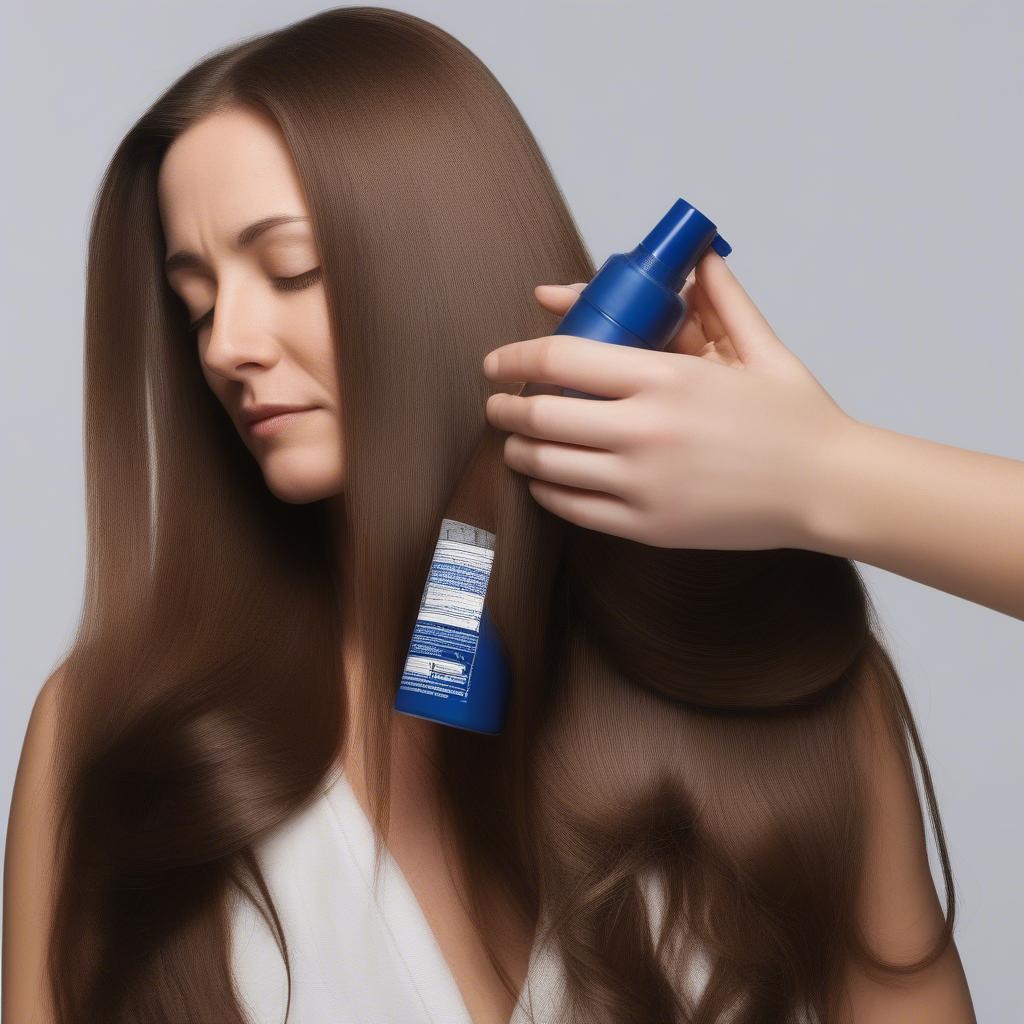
[483,250,854,552]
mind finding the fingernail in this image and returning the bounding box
[482,351,498,376]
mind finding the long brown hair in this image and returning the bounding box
[47,7,954,1021]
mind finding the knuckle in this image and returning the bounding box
[528,442,552,476]
[637,410,683,450]
[535,336,559,378]
[627,417,657,447]
[523,394,553,434]
[664,354,691,391]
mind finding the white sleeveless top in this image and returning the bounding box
[228,761,709,1022]
[228,761,570,1023]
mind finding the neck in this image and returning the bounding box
[326,496,442,806]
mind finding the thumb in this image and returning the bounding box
[694,252,786,366]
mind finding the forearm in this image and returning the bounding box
[801,419,1024,620]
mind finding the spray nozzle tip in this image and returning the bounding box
[711,234,732,258]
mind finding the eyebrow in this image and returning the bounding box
[164,215,311,275]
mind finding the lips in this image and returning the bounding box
[241,403,317,427]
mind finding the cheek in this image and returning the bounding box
[297,318,341,401]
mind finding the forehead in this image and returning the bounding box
[157,105,310,246]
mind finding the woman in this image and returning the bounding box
[4,7,975,1022]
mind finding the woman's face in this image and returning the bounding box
[157,104,344,504]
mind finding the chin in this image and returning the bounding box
[259,451,344,505]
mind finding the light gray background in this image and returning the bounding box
[2,1,1021,1017]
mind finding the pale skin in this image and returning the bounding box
[4,102,977,1023]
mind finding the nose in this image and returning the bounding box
[201,278,279,377]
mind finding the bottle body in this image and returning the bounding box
[393,516,510,734]
[552,254,661,400]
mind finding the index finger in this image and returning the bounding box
[482,334,671,399]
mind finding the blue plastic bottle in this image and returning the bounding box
[394,196,731,734]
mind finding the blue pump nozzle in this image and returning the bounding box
[635,197,731,292]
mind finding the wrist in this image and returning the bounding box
[796,413,877,557]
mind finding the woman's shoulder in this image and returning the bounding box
[3,663,66,1024]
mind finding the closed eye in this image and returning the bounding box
[186,266,323,333]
